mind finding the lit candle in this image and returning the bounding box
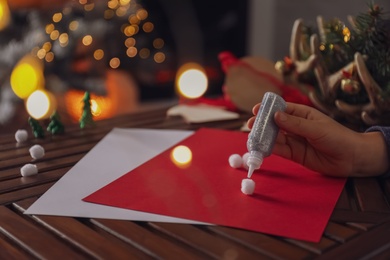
[176,63,208,99]
[26,90,57,120]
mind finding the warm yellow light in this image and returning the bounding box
[90,99,101,116]
[343,27,351,43]
[126,47,137,57]
[37,49,47,59]
[26,90,56,120]
[52,13,63,23]
[108,0,119,9]
[154,52,165,63]
[170,145,192,168]
[176,63,208,99]
[45,23,55,34]
[84,3,95,11]
[120,0,130,5]
[82,35,93,46]
[116,6,127,17]
[128,15,140,25]
[0,0,11,31]
[45,52,55,62]
[50,30,60,40]
[124,37,136,47]
[142,22,154,33]
[136,9,148,20]
[65,90,114,122]
[42,42,52,51]
[10,55,45,99]
[69,21,79,31]
[109,57,120,68]
[94,49,104,60]
[124,25,136,36]
[59,33,69,47]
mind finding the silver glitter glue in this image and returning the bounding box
[246,92,286,178]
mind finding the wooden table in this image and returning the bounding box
[1,105,390,259]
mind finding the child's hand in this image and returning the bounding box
[247,102,389,177]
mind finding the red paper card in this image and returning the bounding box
[83,128,346,242]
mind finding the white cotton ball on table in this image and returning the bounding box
[228,154,243,168]
[29,144,45,159]
[15,129,28,143]
[241,178,255,195]
[20,164,38,177]
[242,152,250,169]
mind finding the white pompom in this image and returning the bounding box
[15,129,28,143]
[242,152,250,169]
[241,178,255,195]
[29,144,45,159]
[21,164,38,177]
[228,154,243,168]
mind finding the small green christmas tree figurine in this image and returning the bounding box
[47,111,65,135]
[28,117,45,138]
[79,91,95,129]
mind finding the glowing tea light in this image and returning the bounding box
[90,99,102,116]
[171,145,192,168]
[26,90,56,120]
[176,63,208,99]
[11,55,44,99]
[0,0,10,31]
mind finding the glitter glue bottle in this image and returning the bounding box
[246,92,286,178]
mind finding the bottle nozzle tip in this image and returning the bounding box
[247,165,255,178]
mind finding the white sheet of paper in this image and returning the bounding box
[25,128,207,224]
[167,104,239,123]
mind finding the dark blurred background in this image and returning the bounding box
[1,0,389,134]
[0,0,249,134]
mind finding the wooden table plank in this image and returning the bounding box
[91,219,209,259]
[331,209,390,223]
[13,198,153,259]
[0,143,95,170]
[0,182,54,205]
[150,222,270,259]
[284,237,338,255]
[207,226,313,259]
[317,221,390,259]
[323,222,360,243]
[0,206,87,259]
[0,154,83,182]
[0,167,71,194]
[353,178,390,212]
[0,236,32,260]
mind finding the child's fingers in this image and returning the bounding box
[274,110,324,141]
[252,103,261,115]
